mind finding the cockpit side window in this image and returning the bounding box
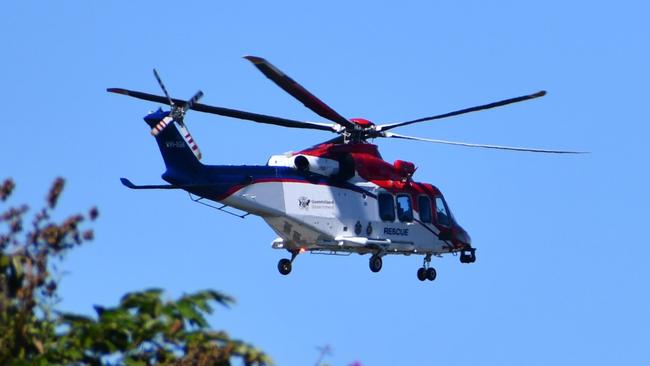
[396,194,413,222]
[418,195,432,223]
[435,196,451,227]
[378,193,395,222]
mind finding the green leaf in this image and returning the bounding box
[11,255,23,277]
[119,289,164,318]
[176,300,208,328]
[0,254,9,268]
[124,358,147,366]
[120,288,163,308]
[180,290,235,310]
[7,360,33,366]
[59,312,94,325]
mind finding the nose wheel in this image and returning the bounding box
[277,250,299,275]
[417,254,437,282]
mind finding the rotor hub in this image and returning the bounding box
[349,118,374,128]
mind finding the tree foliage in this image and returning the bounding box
[0,178,272,365]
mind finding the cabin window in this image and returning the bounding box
[418,196,432,223]
[378,193,395,222]
[435,196,451,227]
[396,194,413,222]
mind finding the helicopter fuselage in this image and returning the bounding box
[159,134,472,260]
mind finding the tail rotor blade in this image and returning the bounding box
[183,90,204,113]
[177,123,203,160]
[153,68,174,107]
[150,116,173,136]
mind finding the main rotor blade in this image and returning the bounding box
[379,91,547,132]
[107,88,337,132]
[383,132,588,154]
[244,56,356,130]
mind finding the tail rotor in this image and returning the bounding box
[150,69,203,160]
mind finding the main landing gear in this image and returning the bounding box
[369,255,383,273]
[417,254,437,282]
[277,250,299,275]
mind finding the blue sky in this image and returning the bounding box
[2,1,649,365]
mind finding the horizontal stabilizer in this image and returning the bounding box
[120,178,214,190]
[120,178,181,190]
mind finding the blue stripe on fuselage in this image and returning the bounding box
[162,164,376,202]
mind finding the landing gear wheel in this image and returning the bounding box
[369,255,383,273]
[417,253,435,282]
[278,258,292,275]
[417,267,427,281]
[426,267,437,281]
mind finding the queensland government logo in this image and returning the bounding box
[298,196,311,209]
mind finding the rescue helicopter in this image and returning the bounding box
[108,56,583,282]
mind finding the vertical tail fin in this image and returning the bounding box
[144,109,203,176]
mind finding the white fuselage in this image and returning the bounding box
[222,179,450,257]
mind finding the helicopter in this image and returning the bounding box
[108,56,583,282]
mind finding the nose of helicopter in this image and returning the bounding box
[454,225,471,247]
[442,223,471,249]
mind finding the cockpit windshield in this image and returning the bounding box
[435,196,452,227]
